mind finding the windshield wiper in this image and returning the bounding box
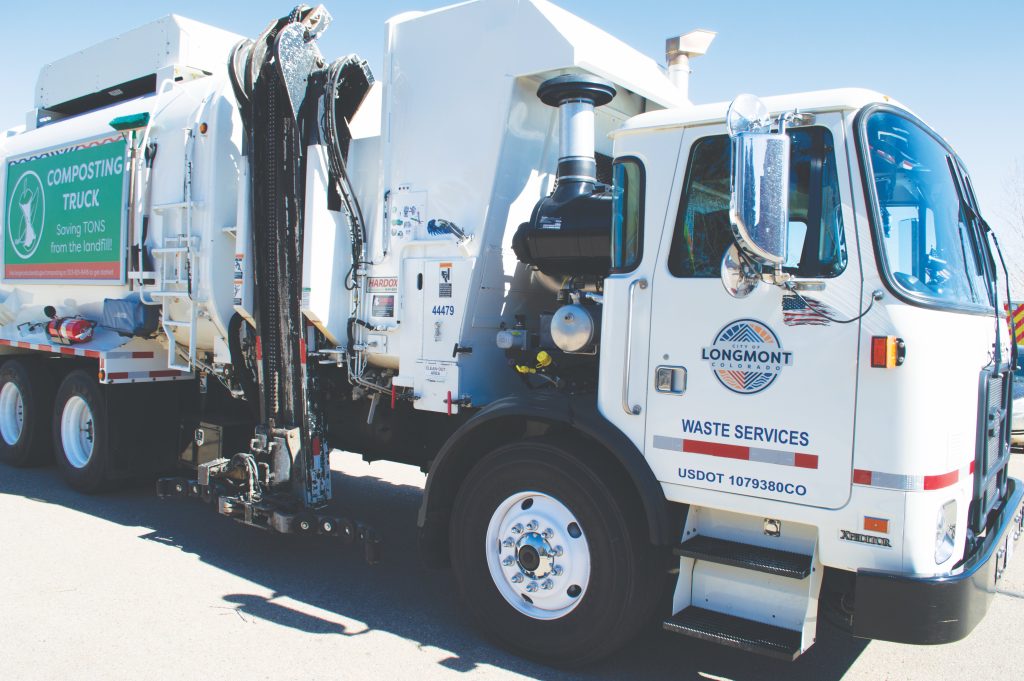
[946,155,1011,368]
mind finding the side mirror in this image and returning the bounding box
[726,94,790,267]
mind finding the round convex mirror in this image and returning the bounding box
[721,243,761,298]
[726,94,770,137]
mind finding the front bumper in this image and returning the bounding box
[852,477,1024,644]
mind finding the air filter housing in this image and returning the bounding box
[512,73,617,276]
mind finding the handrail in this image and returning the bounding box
[621,277,647,415]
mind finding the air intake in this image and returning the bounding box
[512,74,617,276]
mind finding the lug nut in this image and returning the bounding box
[553,566,564,576]
[511,574,524,583]
[502,556,515,567]
[511,523,524,535]
[525,581,539,593]
[554,545,564,557]
[502,537,515,548]
[541,579,554,590]
[526,520,539,531]
[542,527,554,540]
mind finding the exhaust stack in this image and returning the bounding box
[666,29,716,103]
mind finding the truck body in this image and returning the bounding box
[0,0,1021,665]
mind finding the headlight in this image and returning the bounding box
[935,499,957,564]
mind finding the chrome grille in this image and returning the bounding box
[986,374,1005,473]
[973,368,1012,533]
[987,473,999,503]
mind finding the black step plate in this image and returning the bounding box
[663,606,802,660]
[673,535,812,579]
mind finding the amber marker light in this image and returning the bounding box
[864,516,889,533]
[870,336,906,368]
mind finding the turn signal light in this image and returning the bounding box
[870,336,905,368]
[864,516,889,533]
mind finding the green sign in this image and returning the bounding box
[5,135,127,280]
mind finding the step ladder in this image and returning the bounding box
[149,230,198,372]
[141,127,202,373]
[663,515,821,660]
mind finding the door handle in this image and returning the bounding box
[655,366,687,395]
[621,278,648,415]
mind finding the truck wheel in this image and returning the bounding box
[0,359,54,467]
[53,370,115,493]
[449,438,666,666]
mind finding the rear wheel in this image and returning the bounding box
[53,370,115,493]
[449,438,667,667]
[0,358,55,467]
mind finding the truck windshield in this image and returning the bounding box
[862,109,992,310]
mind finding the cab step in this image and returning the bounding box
[673,535,812,579]
[663,606,802,661]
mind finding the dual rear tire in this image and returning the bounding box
[0,359,54,467]
[53,370,114,492]
[0,359,118,492]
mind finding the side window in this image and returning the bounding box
[611,158,644,273]
[668,127,848,278]
[668,136,730,277]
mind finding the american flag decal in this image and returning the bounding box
[782,294,835,326]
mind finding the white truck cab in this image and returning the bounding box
[598,88,1021,654]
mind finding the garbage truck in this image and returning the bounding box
[1,0,1021,665]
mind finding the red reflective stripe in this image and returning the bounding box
[684,439,749,460]
[794,453,819,469]
[59,347,76,356]
[84,350,101,359]
[256,336,262,361]
[149,370,181,378]
[923,470,959,490]
[853,469,873,485]
[132,351,155,359]
[299,339,307,365]
[106,372,130,380]
[970,460,975,474]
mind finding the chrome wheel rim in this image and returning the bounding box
[485,491,591,620]
[61,395,94,468]
[0,382,25,446]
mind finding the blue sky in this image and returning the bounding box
[2,0,1021,235]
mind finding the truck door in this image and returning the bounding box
[643,117,861,508]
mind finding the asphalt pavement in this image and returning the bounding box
[1,452,1022,681]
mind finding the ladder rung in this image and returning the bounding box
[153,247,189,254]
[163,321,191,328]
[673,536,812,579]
[148,291,187,297]
[152,201,203,212]
[664,607,802,661]
[153,201,186,211]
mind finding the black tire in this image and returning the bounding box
[449,438,667,667]
[0,358,55,467]
[53,370,118,493]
